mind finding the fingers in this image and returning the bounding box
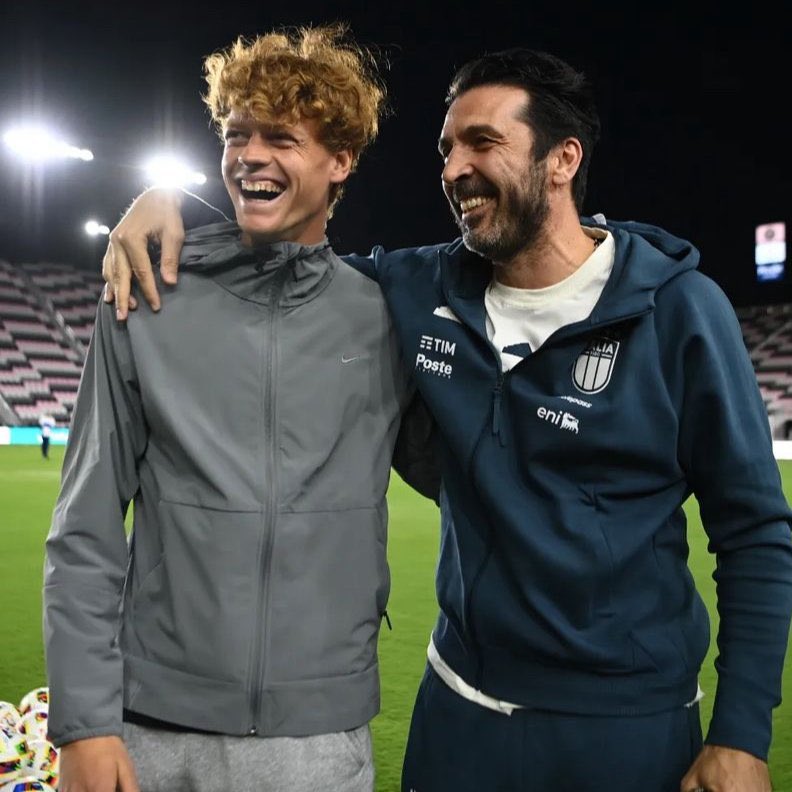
[159,226,185,285]
[102,253,137,312]
[117,748,141,792]
[111,243,133,322]
[104,237,138,319]
[101,247,115,304]
[118,230,161,313]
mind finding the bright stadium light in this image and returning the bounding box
[3,125,94,162]
[84,220,110,236]
[142,155,206,188]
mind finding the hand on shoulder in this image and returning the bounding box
[102,187,186,320]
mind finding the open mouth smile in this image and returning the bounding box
[239,178,286,202]
[458,196,495,217]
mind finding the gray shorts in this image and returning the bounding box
[122,721,374,792]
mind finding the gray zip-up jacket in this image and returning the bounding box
[43,223,415,746]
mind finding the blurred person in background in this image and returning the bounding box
[38,413,54,459]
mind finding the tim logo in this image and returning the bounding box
[419,334,456,355]
[572,337,620,394]
[537,406,579,433]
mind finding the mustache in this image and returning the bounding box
[451,179,498,205]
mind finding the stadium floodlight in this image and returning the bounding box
[84,220,110,236]
[3,125,94,162]
[142,155,207,188]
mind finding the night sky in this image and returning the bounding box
[0,1,788,308]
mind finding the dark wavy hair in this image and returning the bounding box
[447,49,601,212]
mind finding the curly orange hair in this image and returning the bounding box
[203,24,386,212]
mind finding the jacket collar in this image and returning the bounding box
[438,218,699,334]
[179,221,336,306]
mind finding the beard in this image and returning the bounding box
[451,157,549,264]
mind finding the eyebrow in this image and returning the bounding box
[438,124,504,155]
[223,121,300,140]
[266,127,300,140]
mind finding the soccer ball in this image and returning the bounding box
[15,712,46,743]
[0,759,23,786]
[0,706,19,736]
[17,691,47,719]
[0,779,56,792]
[22,740,58,787]
[0,731,30,784]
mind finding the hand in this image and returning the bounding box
[681,744,772,791]
[59,735,140,792]
[102,187,185,320]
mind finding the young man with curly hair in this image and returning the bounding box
[44,26,429,792]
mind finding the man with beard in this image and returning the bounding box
[101,48,792,792]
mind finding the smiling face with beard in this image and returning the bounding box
[439,84,551,265]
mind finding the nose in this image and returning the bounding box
[441,147,474,189]
[237,133,273,168]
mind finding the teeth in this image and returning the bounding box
[459,196,492,213]
[241,179,285,194]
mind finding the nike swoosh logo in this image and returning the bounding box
[341,355,361,364]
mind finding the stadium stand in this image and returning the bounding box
[0,260,102,427]
[2,257,792,438]
[736,303,792,439]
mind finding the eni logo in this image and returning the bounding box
[537,406,579,434]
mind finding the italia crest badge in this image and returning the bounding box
[572,337,620,394]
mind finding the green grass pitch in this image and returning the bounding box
[1,445,790,790]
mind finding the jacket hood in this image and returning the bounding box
[440,216,700,326]
[589,217,700,323]
[178,221,335,306]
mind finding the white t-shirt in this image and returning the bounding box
[484,229,613,372]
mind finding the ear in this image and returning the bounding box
[548,137,583,188]
[329,149,353,184]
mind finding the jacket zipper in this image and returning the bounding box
[463,343,508,683]
[248,265,289,735]
[491,371,508,447]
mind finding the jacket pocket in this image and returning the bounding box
[124,498,262,684]
[264,508,388,682]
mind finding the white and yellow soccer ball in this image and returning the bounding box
[0,730,31,784]
[0,706,20,736]
[15,712,46,744]
[17,691,47,719]
[0,779,56,792]
[22,739,58,788]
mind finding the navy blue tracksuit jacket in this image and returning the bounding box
[347,217,792,761]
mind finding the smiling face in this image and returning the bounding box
[439,84,551,264]
[221,111,352,247]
